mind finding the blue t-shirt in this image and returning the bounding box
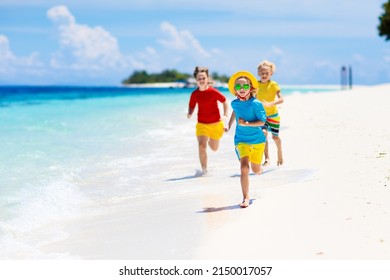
[231,97,266,145]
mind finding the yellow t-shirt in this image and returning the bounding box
[257,81,280,116]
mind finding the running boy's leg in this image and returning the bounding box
[208,138,220,151]
[268,114,283,166]
[251,142,265,174]
[262,128,270,166]
[197,135,208,172]
[239,156,250,208]
[208,121,224,151]
[251,162,262,175]
[272,135,283,166]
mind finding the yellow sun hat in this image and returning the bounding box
[228,70,258,96]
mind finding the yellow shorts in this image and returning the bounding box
[235,143,265,164]
[196,121,224,140]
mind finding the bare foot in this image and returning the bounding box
[277,151,283,166]
[262,159,270,166]
[239,199,250,208]
[254,169,262,175]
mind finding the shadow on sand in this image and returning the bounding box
[230,167,277,178]
[167,168,278,181]
[166,169,206,181]
[196,199,256,213]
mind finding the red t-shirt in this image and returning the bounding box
[188,87,226,124]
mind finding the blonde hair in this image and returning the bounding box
[257,60,276,73]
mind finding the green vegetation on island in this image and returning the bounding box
[122,69,230,84]
[378,0,390,40]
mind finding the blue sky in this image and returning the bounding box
[0,0,389,85]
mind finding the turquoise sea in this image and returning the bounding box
[0,85,337,258]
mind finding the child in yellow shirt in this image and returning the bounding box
[256,60,284,166]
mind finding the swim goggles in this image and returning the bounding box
[234,84,250,90]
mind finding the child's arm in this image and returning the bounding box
[187,93,197,118]
[225,111,236,132]
[187,107,194,118]
[273,89,284,105]
[262,89,284,107]
[222,100,229,118]
[238,101,266,127]
[237,118,265,127]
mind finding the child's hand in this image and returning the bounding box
[221,115,229,131]
[261,100,271,107]
[237,118,248,126]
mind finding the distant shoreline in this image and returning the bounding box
[122,81,229,88]
[0,84,379,89]
[122,82,190,88]
[121,83,370,90]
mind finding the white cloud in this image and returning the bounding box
[158,21,211,58]
[47,5,75,26]
[47,5,130,72]
[120,21,218,73]
[0,35,13,61]
[131,46,161,71]
[0,34,43,75]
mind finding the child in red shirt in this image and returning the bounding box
[187,66,228,175]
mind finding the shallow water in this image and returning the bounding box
[0,85,335,259]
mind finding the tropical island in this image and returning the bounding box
[122,69,229,88]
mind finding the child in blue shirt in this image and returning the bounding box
[225,71,266,208]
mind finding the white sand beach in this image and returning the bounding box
[27,84,390,260]
[195,83,390,259]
